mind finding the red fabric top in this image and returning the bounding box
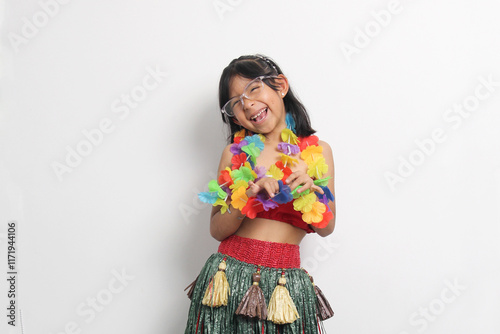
[254,200,315,233]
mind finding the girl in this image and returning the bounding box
[184,54,336,334]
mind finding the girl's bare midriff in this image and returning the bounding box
[235,217,307,245]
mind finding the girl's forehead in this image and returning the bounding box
[228,75,253,97]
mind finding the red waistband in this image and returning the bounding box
[217,235,301,269]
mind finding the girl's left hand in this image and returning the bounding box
[285,170,324,195]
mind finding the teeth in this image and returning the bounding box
[251,108,266,120]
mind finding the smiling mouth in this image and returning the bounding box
[250,108,268,123]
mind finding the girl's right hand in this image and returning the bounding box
[247,177,280,198]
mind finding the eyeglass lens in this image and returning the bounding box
[225,78,264,116]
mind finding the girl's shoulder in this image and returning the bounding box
[222,143,234,158]
[317,139,334,160]
[317,139,331,150]
[216,143,234,171]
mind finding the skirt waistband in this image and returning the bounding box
[217,235,300,269]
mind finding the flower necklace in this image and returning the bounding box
[198,113,334,228]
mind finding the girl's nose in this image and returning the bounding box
[242,97,255,110]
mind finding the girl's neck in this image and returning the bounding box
[261,126,286,146]
[260,117,288,145]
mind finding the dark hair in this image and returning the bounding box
[218,54,316,143]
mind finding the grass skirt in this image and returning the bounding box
[184,235,327,334]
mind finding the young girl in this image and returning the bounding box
[184,54,336,334]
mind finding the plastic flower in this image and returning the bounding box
[231,186,248,210]
[307,156,328,179]
[242,161,255,171]
[221,185,231,195]
[293,192,316,212]
[230,179,248,191]
[275,161,292,183]
[253,166,267,181]
[231,152,248,170]
[234,129,246,143]
[277,142,300,155]
[198,191,218,204]
[231,166,255,182]
[256,193,279,211]
[319,185,334,202]
[244,134,265,151]
[291,185,310,199]
[241,142,261,164]
[241,197,264,219]
[272,180,293,204]
[280,153,298,167]
[197,123,333,225]
[302,201,326,224]
[218,167,233,187]
[267,164,284,180]
[316,193,329,205]
[208,179,227,199]
[311,208,333,228]
[298,135,319,151]
[214,198,229,214]
[246,163,258,179]
[300,145,323,164]
[230,140,248,155]
[313,176,331,187]
[281,128,299,145]
[286,113,296,132]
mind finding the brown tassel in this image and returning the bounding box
[267,271,299,324]
[309,275,334,320]
[184,275,198,300]
[202,259,230,307]
[235,269,268,319]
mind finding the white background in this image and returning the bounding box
[1,0,500,333]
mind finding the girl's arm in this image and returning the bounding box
[310,140,336,237]
[209,144,245,241]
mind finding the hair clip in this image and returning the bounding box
[256,55,278,73]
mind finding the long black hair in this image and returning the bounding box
[218,54,316,143]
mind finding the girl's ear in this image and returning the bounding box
[275,74,289,98]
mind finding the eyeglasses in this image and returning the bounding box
[221,76,279,117]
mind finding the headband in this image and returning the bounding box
[256,55,278,74]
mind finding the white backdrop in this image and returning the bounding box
[1,0,500,333]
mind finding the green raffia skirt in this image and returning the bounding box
[184,235,333,333]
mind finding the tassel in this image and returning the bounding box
[235,269,268,320]
[267,271,299,324]
[184,275,198,300]
[309,275,334,320]
[202,259,230,307]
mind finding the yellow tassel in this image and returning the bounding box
[267,273,300,324]
[202,260,230,307]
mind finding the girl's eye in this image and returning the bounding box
[249,85,261,93]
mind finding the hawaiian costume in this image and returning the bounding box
[184,114,334,333]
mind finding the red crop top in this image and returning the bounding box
[254,201,315,234]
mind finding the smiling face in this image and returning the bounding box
[228,74,289,138]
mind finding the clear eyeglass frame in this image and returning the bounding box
[221,75,279,117]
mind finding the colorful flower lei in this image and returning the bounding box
[198,113,334,228]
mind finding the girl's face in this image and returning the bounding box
[228,74,289,137]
